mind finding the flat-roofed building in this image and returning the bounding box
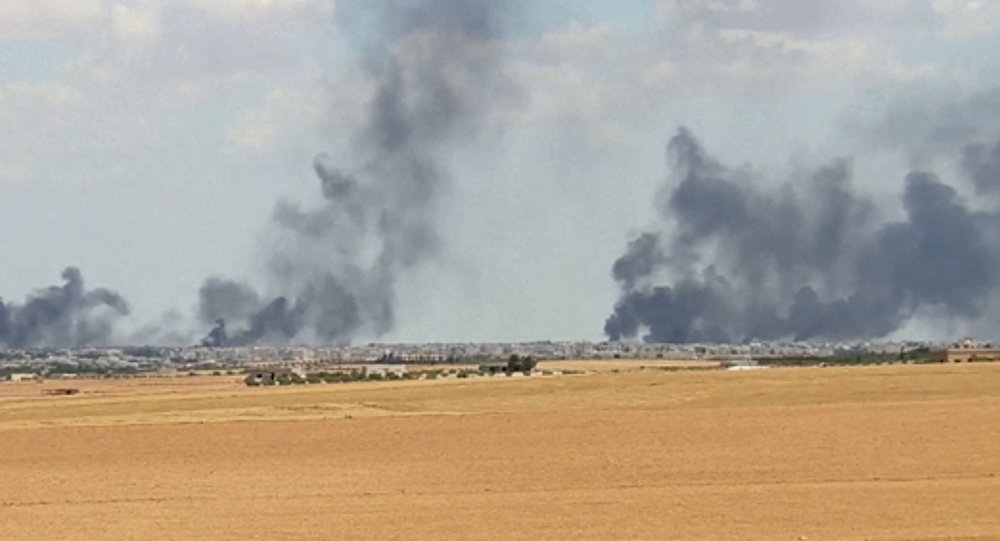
[361,364,407,377]
[929,348,1000,362]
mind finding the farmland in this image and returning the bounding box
[1,362,998,540]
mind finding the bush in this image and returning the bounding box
[506,355,537,375]
[244,375,260,387]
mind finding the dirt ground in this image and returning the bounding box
[1,362,998,540]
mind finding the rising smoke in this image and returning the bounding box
[1,0,512,349]
[9,4,1000,348]
[605,127,1000,343]
[0,267,129,348]
[198,0,513,346]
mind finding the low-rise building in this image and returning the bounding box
[478,361,509,375]
[929,348,1000,363]
[929,337,1000,362]
[243,367,305,384]
[361,364,407,378]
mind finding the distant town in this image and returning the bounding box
[2,337,997,380]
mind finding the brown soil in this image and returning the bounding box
[1,363,998,540]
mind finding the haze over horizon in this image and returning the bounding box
[2,0,1000,347]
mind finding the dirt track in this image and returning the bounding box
[1,363,998,540]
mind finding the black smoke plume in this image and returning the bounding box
[198,0,513,345]
[0,267,129,348]
[606,128,1000,343]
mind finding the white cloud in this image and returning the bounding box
[657,0,940,37]
[29,0,333,117]
[227,111,275,149]
[934,0,1000,37]
[177,0,331,20]
[539,20,616,55]
[111,3,159,49]
[0,0,339,195]
[2,81,85,109]
[507,23,626,126]
[0,161,29,185]
[225,86,326,151]
[648,0,960,90]
[0,0,102,41]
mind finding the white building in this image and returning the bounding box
[361,364,407,377]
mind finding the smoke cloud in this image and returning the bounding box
[197,0,513,345]
[606,127,1000,343]
[0,1,512,349]
[0,267,129,348]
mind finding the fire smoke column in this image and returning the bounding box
[605,128,1000,343]
[0,267,129,348]
[201,0,514,345]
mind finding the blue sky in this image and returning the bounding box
[2,0,1000,344]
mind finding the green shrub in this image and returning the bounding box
[322,372,342,383]
[506,355,537,375]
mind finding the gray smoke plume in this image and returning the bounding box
[0,267,129,348]
[199,0,512,345]
[961,141,1000,194]
[606,127,1000,343]
[198,278,259,327]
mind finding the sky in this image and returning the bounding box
[2,0,1000,346]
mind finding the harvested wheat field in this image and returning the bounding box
[1,363,998,540]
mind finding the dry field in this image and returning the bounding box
[1,363,998,540]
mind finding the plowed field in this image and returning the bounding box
[1,363,998,540]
